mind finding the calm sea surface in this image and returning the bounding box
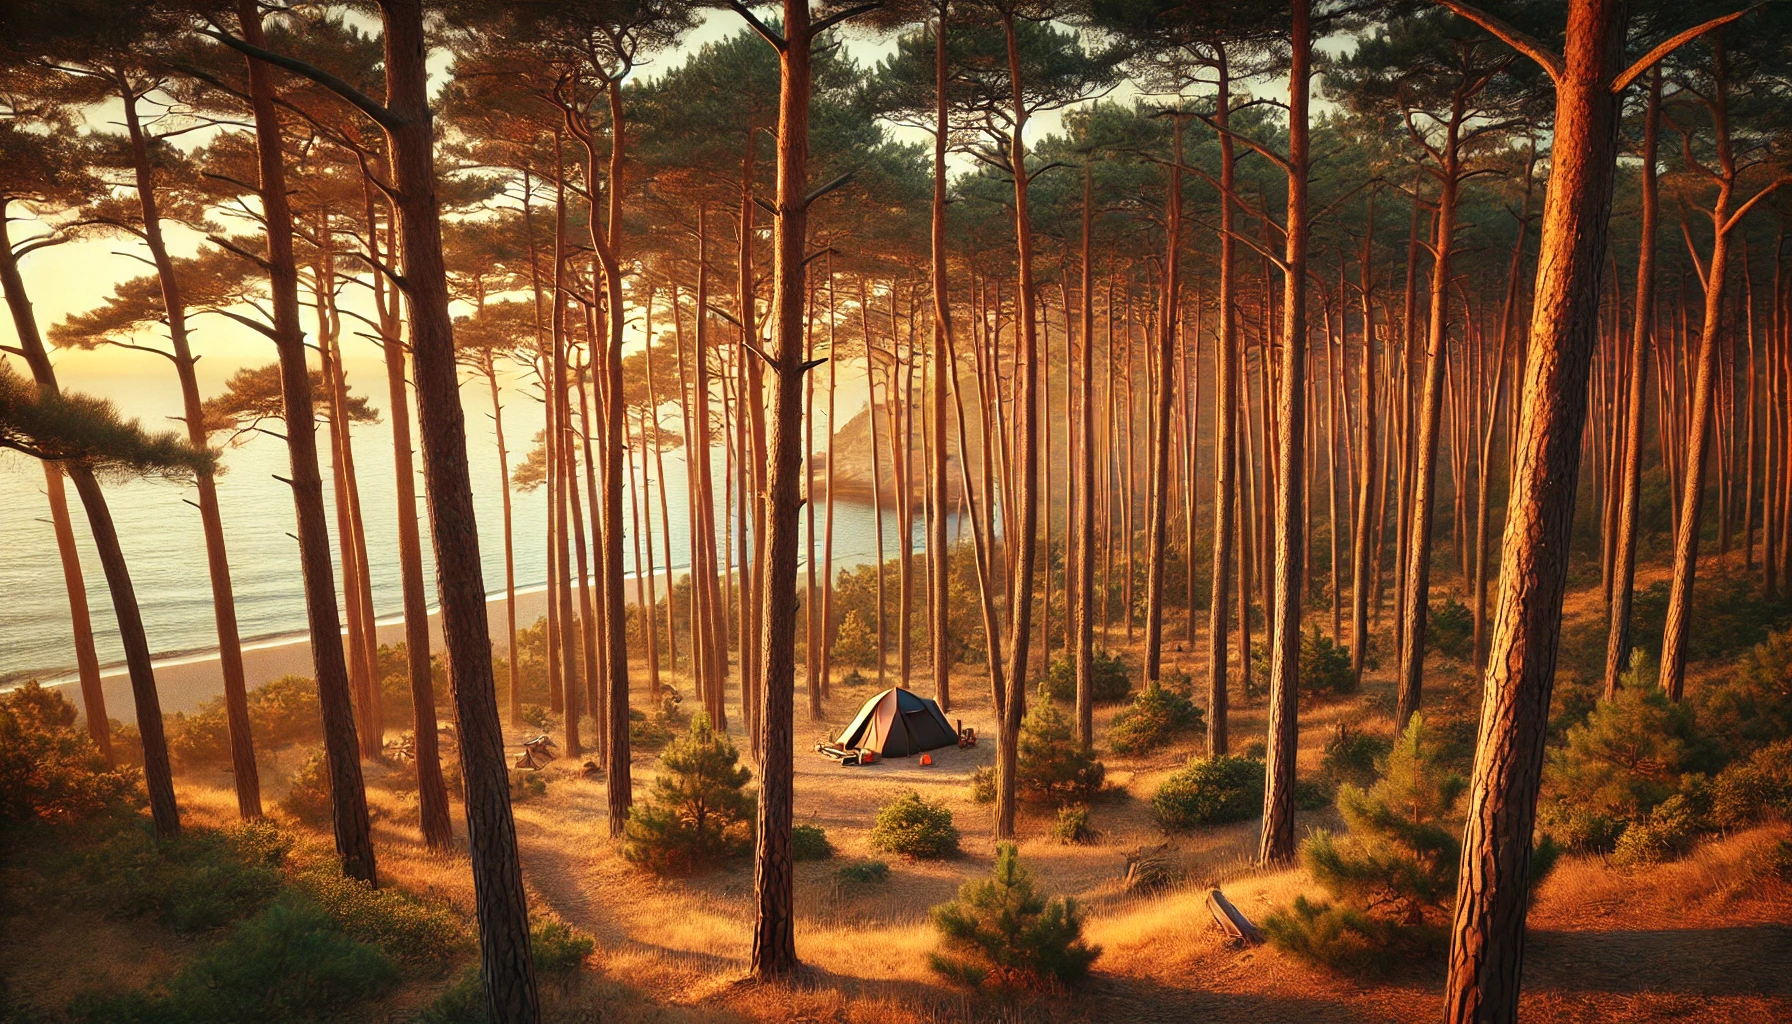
[0,362,926,682]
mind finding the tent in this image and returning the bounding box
[836,687,957,757]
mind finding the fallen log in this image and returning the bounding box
[1206,888,1265,946]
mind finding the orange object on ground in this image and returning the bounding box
[919,753,933,766]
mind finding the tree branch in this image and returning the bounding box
[727,2,787,51]
[1611,6,1760,94]
[1428,1,1564,84]
[200,25,402,131]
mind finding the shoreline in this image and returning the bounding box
[25,573,670,726]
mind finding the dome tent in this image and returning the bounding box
[836,687,957,757]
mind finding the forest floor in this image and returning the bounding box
[5,564,1791,1023]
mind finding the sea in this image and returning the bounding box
[0,352,930,685]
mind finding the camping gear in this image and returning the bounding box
[835,687,957,757]
[919,753,933,766]
[514,734,557,771]
[814,743,878,766]
[955,719,977,747]
[1205,888,1264,946]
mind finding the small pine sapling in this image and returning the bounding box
[930,844,1101,992]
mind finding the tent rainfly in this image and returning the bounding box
[836,687,957,757]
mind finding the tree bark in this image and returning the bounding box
[1260,0,1311,868]
[1444,3,1629,1019]
[1604,67,1661,698]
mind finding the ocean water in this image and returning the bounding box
[0,363,927,683]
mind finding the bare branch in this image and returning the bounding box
[1429,0,1564,84]
[1611,6,1761,95]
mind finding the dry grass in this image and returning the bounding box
[7,598,1792,1024]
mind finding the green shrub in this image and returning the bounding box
[833,611,879,669]
[519,704,553,731]
[623,713,754,874]
[1045,651,1132,704]
[1301,627,1357,697]
[1052,804,1099,846]
[165,675,322,768]
[1611,793,1708,866]
[969,765,996,804]
[530,918,595,973]
[1698,629,1792,760]
[290,867,468,965]
[69,821,285,934]
[281,749,334,826]
[1107,683,1204,755]
[1250,629,1357,699]
[1152,755,1264,830]
[74,896,397,1024]
[1547,682,1714,821]
[0,681,141,828]
[509,770,547,802]
[1303,718,1464,923]
[870,791,959,859]
[929,844,1100,992]
[627,691,688,752]
[1320,725,1391,791]
[1711,739,1792,828]
[1017,697,1105,804]
[836,860,890,884]
[1426,599,1474,661]
[1543,806,1628,855]
[415,968,484,1024]
[793,823,834,861]
[1267,717,1481,974]
[1262,895,1432,977]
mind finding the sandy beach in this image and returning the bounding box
[44,578,630,725]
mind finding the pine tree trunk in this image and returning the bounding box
[1605,69,1661,697]
[930,7,953,714]
[120,89,260,817]
[748,0,818,979]
[373,4,540,1017]
[1208,58,1238,753]
[1445,4,1629,1018]
[1260,0,1310,867]
[1144,117,1183,688]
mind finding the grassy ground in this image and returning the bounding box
[5,564,1790,1023]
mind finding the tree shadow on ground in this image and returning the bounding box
[1523,925,1792,996]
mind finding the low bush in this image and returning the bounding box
[1052,804,1099,846]
[628,691,688,751]
[165,675,321,768]
[530,918,595,973]
[74,896,397,1024]
[1267,717,1473,974]
[1611,793,1708,867]
[1699,629,1792,760]
[0,682,141,828]
[870,791,959,859]
[836,860,890,884]
[1017,697,1105,804]
[509,770,547,802]
[67,821,286,934]
[1250,628,1357,699]
[1300,628,1357,697]
[1543,806,1628,855]
[281,749,334,826]
[930,844,1100,992]
[1547,682,1715,821]
[1152,755,1264,830]
[519,704,553,732]
[1262,896,1431,977]
[623,713,754,874]
[1427,599,1474,662]
[1320,724,1391,791]
[1044,651,1132,705]
[793,823,834,861]
[1711,739,1792,828]
[1108,684,1204,755]
[290,867,468,965]
[969,765,997,804]
[415,968,484,1024]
